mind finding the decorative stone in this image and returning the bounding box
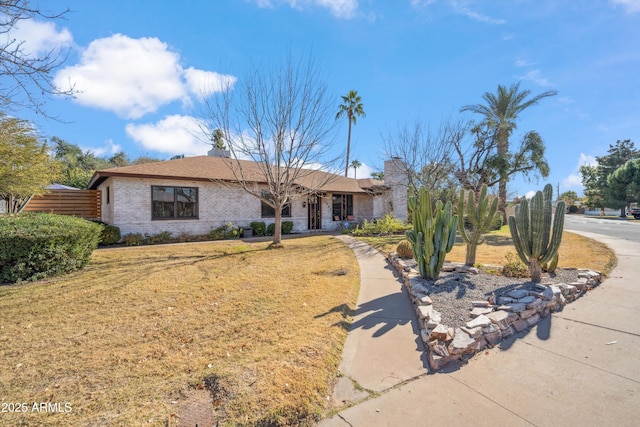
[409,277,425,290]
[429,352,459,370]
[429,324,449,341]
[450,328,476,355]
[469,307,493,317]
[461,326,483,339]
[526,299,544,310]
[578,269,600,279]
[426,318,440,329]
[416,305,432,320]
[418,294,433,305]
[459,266,480,274]
[518,296,536,304]
[512,318,529,332]
[498,297,516,304]
[502,303,526,312]
[501,325,516,338]
[432,343,450,357]
[483,324,502,345]
[526,313,541,326]
[519,308,537,319]
[534,283,547,291]
[570,281,587,291]
[472,300,490,308]
[466,314,492,329]
[420,328,430,343]
[487,310,517,330]
[507,289,528,299]
[441,263,456,272]
[469,337,487,352]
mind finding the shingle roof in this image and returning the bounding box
[88,155,384,194]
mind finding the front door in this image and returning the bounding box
[307,195,321,230]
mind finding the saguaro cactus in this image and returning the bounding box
[406,186,458,280]
[457,185,500,266]
[508,184,565,283]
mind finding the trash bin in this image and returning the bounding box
[243,227,253,238]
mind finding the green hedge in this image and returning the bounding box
[250,221,266,237]
[265,221,294,236]
[92,220,121,245]
[282,221,294,235]
[0,213,103,282]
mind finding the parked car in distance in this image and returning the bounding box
[630,207,640,219]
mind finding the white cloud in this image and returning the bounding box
[515,58,534,68]
[86,139,121,157]
[253,0,358,19]
[54,34,235,119]
[125,115,209,156]
[411,0,436,6]
[518,69,552,87]
[5,19,73,57]
[449,0,505,24]
[561,153,597,192]
[611,0,640,13]
[524,190,536,199]
[347,162,375,179]
[184,67,237,100]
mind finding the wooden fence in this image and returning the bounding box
[23,190,101,220]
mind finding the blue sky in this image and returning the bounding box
[9,0,640,197]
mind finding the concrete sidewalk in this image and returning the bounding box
[320,233,640,427]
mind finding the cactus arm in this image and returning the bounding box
[530,191,545,259]
[541,201,565,264]
[541,184,553,252]
[516,199,532,257]
[509,215,530,265]
[446,215,458,251]
[457,189,471,244]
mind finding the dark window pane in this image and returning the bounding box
[176,187,197,217]
[153,201,174,218]
[152,186,197,219]
[261,201,276,218]
[332,194,353,220]
[177,201,196,218]
[261,200,291,218]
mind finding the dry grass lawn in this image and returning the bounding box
[358,226,616,275]
[0,236,359,426]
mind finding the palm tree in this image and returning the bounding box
[336,90,365,177]
[350,159,362,179]
[461,82,557,222]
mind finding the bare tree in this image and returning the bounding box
[381,119,462,203]
[200,54,339,247]
[0,0,74,116]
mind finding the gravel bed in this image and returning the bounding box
[410,266,580,328]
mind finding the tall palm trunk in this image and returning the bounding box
[344,113,352,177]
[497,128,509,223]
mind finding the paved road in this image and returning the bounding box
[565,214,640,242]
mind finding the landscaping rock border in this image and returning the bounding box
[386,254,602,371]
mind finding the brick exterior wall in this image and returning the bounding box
[96,175,403,237]
[384,158,409,220]
[97,178,339,236]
